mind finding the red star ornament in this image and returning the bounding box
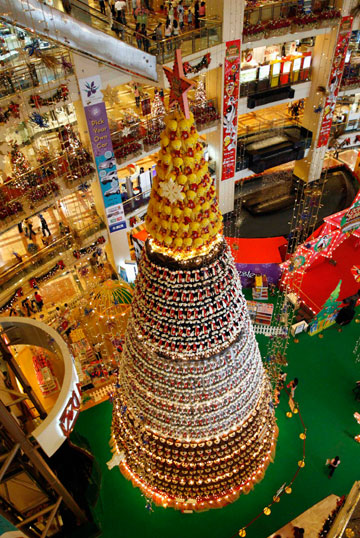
[163,49,195,119]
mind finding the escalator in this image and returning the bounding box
[0,0,157,81]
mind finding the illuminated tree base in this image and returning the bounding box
[116,432,277,512]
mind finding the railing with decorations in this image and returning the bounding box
[0,219,106,293]
[64,0,222,65]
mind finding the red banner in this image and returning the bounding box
[222,40,241,180]
[317,16,353,148]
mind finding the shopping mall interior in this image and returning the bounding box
[0,0,359,537]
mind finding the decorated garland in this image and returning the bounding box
[73,236,106,259]
[183,53,211,75]
[29,260,65,288]
[29,84,69,108]
[0,102,20,125]
[0,288,23,314]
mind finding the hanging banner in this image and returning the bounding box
[141,97,151,116]
[222,40,241,181]
[79,76,126,233]
[317,16,353,148]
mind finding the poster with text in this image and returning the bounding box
[317,16,353,148]
[80,76,126,233]
[222,39,241,181]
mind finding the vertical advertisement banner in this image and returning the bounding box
[317,16,353,148]
[222,39,241,181]
[79,76,126,233]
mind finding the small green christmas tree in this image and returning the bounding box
[309,280,342,335]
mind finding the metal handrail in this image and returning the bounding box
[64,0,221,63]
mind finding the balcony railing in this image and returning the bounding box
[66,0,222,64]
[122,190,151,216]
[243,3,340,43]
[0,219,106,293]
[109,99,220,166]
[0,51,74,100]
[0,155,95,231]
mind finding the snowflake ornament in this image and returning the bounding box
[159,179,184,204]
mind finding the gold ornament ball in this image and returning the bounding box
[299,433,306,440]
[293,408,299,414]
[355,318,360,323]
[345,528,355,538]
[273,495,280,503]
[298,460,305,468]
[238,529,246,537]
[263,507,271,516]
[286,411,293,418]
[285,486,292,494]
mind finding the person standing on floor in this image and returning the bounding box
[22,297,36,317]
[140,23,149,53]
[168,2,174,24]
[164,18,172,51]
[287,377,298,399]
[34,291,44,312]
[99,0,106,14]
[194,0,200,28]
[25,218,36,241]
[177,0,184,30]
[38,214,51,237]
[328,456,341,478]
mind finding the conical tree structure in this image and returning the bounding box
[111,65,277,512]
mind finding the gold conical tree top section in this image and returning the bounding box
[145,109,223,260]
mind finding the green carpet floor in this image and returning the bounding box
[73,317,360,538]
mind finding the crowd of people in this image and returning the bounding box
[96,0,207,52]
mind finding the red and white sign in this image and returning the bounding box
[59,383,82,437]
[317,16,353,148]
[222,39,241,181]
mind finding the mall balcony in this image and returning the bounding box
[109,98,220,167]
[0,207,107,299]
[243,0,340,47]
[66,0,223,65]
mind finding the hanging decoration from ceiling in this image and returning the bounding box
[183,52,211,75]
[29,84,69,108]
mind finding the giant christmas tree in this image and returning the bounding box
[111,51,277,511]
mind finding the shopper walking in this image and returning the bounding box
[25,218,36,241]
[22,297,36,317]
[134,23,142,49]
[165,18,172,52]
[194,0,200,28]
[38,214,51,237]
[34,291,44,312]
[327,456,341,478]
[140,23,149,53]
[177,0,184,29]
[99,0,106,14]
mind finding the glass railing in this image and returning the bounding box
[243,1,340,42]
[0,155,95,229]
[0,219,105,293]
[0,51,74,100]
[122,190,151,216]
[109,99,220,165]
[65,0,222,64]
